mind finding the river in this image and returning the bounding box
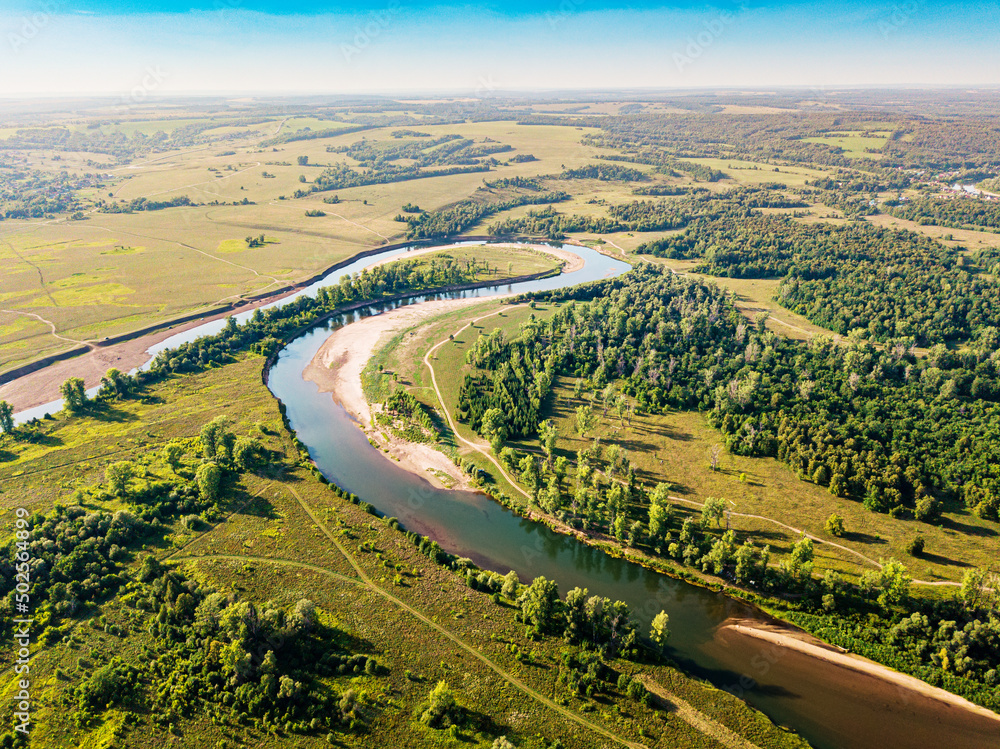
[15,240,1000,748]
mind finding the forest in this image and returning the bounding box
[400,185,570,239]
[463,264,1000,524]
[638,211,1000,344]
[453,264,1000,707]
[884,195,1000,230]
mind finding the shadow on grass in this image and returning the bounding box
[918,551,973,569]
[232,492,278,520]
[843,531,889,546]
[85,401,140,424]
[634,421,696,442]
[938,515,997,538]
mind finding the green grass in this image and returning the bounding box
[0,353,808,749]
[0,115,607,373]
[802,134,888,158]
[379,301,993,590]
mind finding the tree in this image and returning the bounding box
[575,404,595,437]
[784,536,814,580]
[907,536,925,556]
[0,400,13,434]
[915,496,940,522]
[700,530,736,574]
[233,436,264,471]
[734,540,767,585]
[60,377,87,414]
[297,155,309,166]
[99,368,132,399]
[648,483,674,545]
[501,570,519,600]
[701,496,726,528]
[538,419,558,468]
[825,513,846,537]
[196,462,222,503]
[106,461,134,498]
[200,416,230,460]
[650,610,670,652]
[518,576,559,631]
[709,444,722,471]
[958,567,997,612]
[480,407,507,450]
[421,681,457,727]
[492,737,516,749]
[861,558,911,609]
[162,441,184,470]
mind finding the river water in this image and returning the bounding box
[16,241,1000,748]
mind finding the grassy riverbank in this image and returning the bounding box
[0,354,810,749]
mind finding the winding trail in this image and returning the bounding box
[171,553,362,588]
[275,481,649,749]
[0,309,92,349]
[123,160,263,202]
[420,307,961,589]
[87,223,284,295]
[637,676,762,749]
[323,209,390,242]
[667,495,961,588]
[0,237,59,307]
[159,463,651,746]
[423,305,533,500]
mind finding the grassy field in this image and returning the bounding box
[0,353,809,749]
[0,116,612,374]
[802,133,889,158]
[685,158,830,187]
[0,103,850,375]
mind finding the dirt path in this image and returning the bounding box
[667,495,961,588]
[303,296,491,490]
[637,676,763,749]
[302,242,583,489]
[278,481,649,749]
[0,282,307,413]
[171,553,362,588]
[0,309,91,349]
[323,210,390,241]
[423,305,534,500]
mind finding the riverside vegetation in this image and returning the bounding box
[5,91,1000,745]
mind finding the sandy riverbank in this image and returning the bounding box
[721,619,1000,725]
[302,296,494,491]
[301,242,584,490]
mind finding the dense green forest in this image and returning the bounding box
[453,264,1000,707]
[885,195,1000,230]
[465,265,1000,523]
[638,212,1000,344]
[400,185,570,239]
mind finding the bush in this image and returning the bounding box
[825,513,846,537]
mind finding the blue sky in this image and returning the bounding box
[0,1,997,95]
